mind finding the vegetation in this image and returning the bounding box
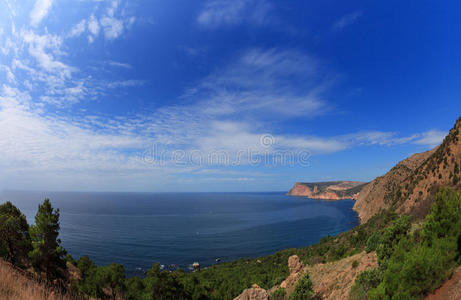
[0,259,74,300]
[272,287,286,300]
[29,199,67,282]
[0,201,31,267]
[351,188,461,299]
[289,274,314,300]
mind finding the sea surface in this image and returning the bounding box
[0,191,358,276]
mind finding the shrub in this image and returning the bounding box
[289,274,314,300]
[376,215,411,264]
[352,260,359,269]
[365,233,380,253]
[272,287,286,300]
[350,268,382,300]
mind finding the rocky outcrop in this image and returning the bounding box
[279,255,304,292]
[354,117,461,223]
[234,284,269,300]
[268,252,378,300]
[288,181,367,200]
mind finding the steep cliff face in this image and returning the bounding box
[288,181,367,200]
[353,148,437,223]
[354,117,461,223]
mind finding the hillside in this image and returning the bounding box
[287,181,367,200]
[354,117,461,223]
[0,259,76,300]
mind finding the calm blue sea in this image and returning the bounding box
[0,191,358,276]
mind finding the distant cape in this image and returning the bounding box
[287,181,367,200]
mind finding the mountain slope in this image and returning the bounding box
[354,117,461,223]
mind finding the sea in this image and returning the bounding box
[0,191,359,276]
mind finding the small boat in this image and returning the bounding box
[215,258,221,262]
[192,262,200,269]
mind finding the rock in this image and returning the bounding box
[234,284,269,300]
[288,255,303,274]
[280,255,304,290]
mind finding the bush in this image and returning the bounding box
[376,215,411,264]
[365,233,380,253]
[289,274,314,300]
[272,288,286,300]
[352,260,359,269]
[350,268,382,300]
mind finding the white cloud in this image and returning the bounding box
[80,3,134,43]
[107,0,119,18]
[68,19,86,38]
[189,48,330,118]
[332,11,362,30]
[0,65,16,83]
[100,17,124,40]
[88,16,99,35]
[413,130,447,147]
[107,79,145,88]
[343,130,447,147]
[198,0,271,28]
[21,30,74,84]
[106,60,132,69]
[30,0,53,27]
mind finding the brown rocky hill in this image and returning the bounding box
[354,117,461,223]
[287,181,367,200]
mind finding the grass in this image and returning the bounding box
[0,260,76,300]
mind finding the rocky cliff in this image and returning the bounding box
[354,117,461,223]
[287,181,367,200]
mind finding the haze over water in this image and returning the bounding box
[1,191,358,276]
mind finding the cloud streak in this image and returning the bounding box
[198,0,271,28]
[30,0,53,27]
[332,11,362,30]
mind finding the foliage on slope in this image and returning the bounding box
[350,188,461,300]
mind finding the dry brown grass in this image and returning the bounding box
[0,260,73,300]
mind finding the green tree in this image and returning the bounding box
[29,199,67,281]
[0,201,31,266]
[99,263,126,300]
[143,263,188,300]
[290,274,314,300]
[125,276,145,300]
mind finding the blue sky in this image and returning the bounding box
[0,0,459,192]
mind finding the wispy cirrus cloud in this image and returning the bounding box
[30,0,53,27]
[186,48,331,118]
[413,130,447,147]
[332,11,362,31]
[197,0,271,28]
[106,60,132,69]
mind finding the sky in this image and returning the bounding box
[0,0,460,192]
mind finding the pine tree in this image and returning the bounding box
[0,201,31,266]
[29,199,67,281]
